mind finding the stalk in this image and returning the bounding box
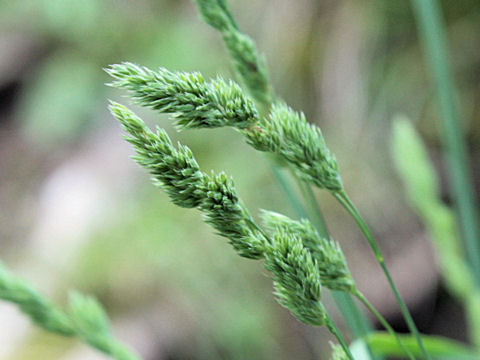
[263,106,374,350]
[291,178,378,358]
[326,313,356,360]
[353,289,416,360]
[295,176,329,236]
[332,291,373,341]
[269,165,309,219]
[334,191,431,360]
[410,0,480,286]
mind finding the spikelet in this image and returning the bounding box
[262,211,355,292]
[109,102,206,208]
[106,63,258,130]
[264,230,327,326]
[193,0,273,104]
[246,103,343,192]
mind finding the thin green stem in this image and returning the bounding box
[291,178,378,359]
[295,176,329,235]
[270,164,309,219]
[326,313,355,360]
[410,0,480,287]
[332,291,373,341]
[353,289,416,360]
[244,214,272,245]
[334,191,431,360]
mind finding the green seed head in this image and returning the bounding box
[200,172,265,259]
[264,231,327,326]
[246,103,343,192]
[262,211,355,292]
[106,62,258,130]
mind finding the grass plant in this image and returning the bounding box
[1,1,479,359]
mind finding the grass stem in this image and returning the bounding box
[410,0,480,286]
[295,177,329,236]
[326,313,356,360]
[353,289,416,360]
[334,191,431,360]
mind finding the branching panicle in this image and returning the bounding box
[246,103,343,192]
[262,211,354,292]
[264,231,326,326]
[106,63,258,130]
[108,68,342,193]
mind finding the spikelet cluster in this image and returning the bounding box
[193,0,272,104]
[246,103,343,192]
[110,102,265,259]
[264,231,326,326]
[262,211,354,292]
[106,62,258,130]
[0,263,139,360]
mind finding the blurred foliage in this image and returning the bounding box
[19,51,102,144]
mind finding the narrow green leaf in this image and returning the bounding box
[361,332,477,359]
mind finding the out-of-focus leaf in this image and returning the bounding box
[40,0,101,41]
[392,116,480,346]
[350,339,372,360]
[392,116,474,299]
[351,332,478,359]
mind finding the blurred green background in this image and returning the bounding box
[0,0,479,359]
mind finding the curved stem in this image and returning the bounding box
[289,176,376,358]
[244,215,272,245]
[325,313,355,360]
[295,175,329,235]
[334,190,431,360]
[270,164,309,219]
[353,289,416,360]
